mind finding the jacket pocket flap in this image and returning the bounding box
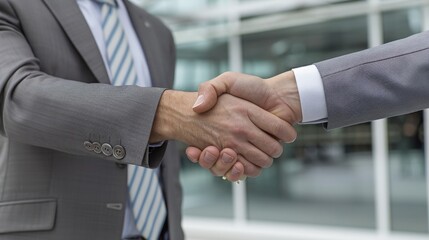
[0,198,57,234]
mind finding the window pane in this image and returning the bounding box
[383,8,429,233]
[134,0,229,31]
[176,39,233,218]
[243,16,376,229]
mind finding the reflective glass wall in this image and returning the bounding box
[382,8,428,233]
[242,16,375,229]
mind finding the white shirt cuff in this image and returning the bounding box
[292,65,328,124]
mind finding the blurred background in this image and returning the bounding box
[133,0,428,239]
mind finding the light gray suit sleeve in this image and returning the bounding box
[315,31,429,130]
[0,1,164,168]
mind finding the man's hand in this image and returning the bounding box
[185,71,303,180]
[193,71,302,123]
[186,146,243,182]
[150,90,297,178]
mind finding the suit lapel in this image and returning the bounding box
[43,0,110,84]
[123,1,166,88]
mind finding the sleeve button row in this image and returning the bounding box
[84,141,126,160]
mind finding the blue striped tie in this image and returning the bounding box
[94,1,167,239]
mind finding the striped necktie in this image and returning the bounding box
[94,1,167,239]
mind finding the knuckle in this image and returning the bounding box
[231,124,246,136]
[224,135,239,149]
[220,71,237,80]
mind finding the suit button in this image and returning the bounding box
[101,143,113,156]
[93,142,102,154]
[84,141,94,151]
[113,145,125,160]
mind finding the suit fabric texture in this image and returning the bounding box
[0,0,184,239]
[315,31,429,129]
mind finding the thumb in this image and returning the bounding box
[192,72,236,113]
[192,81,220,113]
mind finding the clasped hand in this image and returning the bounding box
[184,71,303,182]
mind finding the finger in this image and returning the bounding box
[185,146,202,163]
[197,146,221,170]
[236,154,262,177]
[244,122,284,159]
[224,161,245,182]
[235,140,274,170]
[248,105,298,144]
[247,131,283,160]
[210,148,238,176]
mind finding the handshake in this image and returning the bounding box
[149,32,429,182]
[150,70,302,182]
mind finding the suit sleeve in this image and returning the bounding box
[315,31,429,130]
[0,1,165,168]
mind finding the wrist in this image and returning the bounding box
[268,71,303,123]
[150,90,173,143]
[150,90,197,143]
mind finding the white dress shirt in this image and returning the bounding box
[77,0,152,238]
[292,65,328,124]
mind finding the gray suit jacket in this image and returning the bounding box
[315,31,429,129]
[0,0,184,239]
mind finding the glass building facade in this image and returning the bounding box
[133,0,429,239]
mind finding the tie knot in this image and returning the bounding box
[93,0,117,7]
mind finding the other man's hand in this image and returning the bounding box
[186,71,302,180]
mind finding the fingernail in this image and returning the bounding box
[203,151,216,165]
[192,95,205,109]
[221,153,234,164]
[185,149,199,163]
[188,157,198,163]
[286,136,297,144]
[273,148,283,158]
[231,166,241,176]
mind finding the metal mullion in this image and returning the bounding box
[227,0,247,225]
[368,0,390,237]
